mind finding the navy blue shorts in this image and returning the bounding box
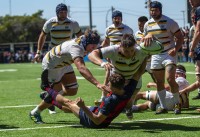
[79,106,109,128]
[194,47,200,60]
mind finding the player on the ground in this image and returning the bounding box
[41,73,136,128]
[29,29,109,124]
[132,64,190,112]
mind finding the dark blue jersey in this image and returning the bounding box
[195,6,200,24]
[79,79,138,128]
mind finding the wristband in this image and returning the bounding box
[36,50,41,54]
[100,62,107,68]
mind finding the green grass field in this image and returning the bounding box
[0,62,200,137]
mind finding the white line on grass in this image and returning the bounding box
[0,105,36,109]
[121,115,200,123]
[0,125,81,132]
[0,116,200,132]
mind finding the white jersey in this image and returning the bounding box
[105,23,133,45]
[43,17,81,47]
[42,39,84,70]
[144,15,180,52]
[135,30,144,45]
[148,76,189,110]
[100,45,147,79]
[164,77,189,110]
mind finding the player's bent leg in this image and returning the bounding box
[166,64,181,114]
[61,72,78,96]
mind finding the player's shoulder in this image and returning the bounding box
[162,15,177,23]
[47,16,58,23]
[176,77,189,84]
[107,24,115,30]
[65,17,78,23]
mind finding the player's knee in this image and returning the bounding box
[62,82,79,96]
[166,77,176,85]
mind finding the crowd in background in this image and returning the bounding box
[0,50,46,63]
[178,26,195,63]
[0,26,196,64]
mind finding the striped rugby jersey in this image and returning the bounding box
[135,30,144,45]
[100,45,147,79]
[43,17,81,47]
[42,39,84,69]
[143,15,180,52]
[105,23,133,46]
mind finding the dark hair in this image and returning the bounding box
[77,29,100,50]
[150,1,162,13]
[109,73,125,89]
[176,64,186,73]
[56,3,68,15]
[138,16,148,22]
[112,10,122,19]
[121,34,136,48]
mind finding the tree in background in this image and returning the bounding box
[0,10,47,43]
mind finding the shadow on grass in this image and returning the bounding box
[104,121,200,132]
[0,124,19,129]
[46,120,79,125]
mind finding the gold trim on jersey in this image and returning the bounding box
[115,60,139,67]
[57,45,61,53]
[148,20,167,27]
[51,30,71,34]
[55,62,70,68]
[52,22,71,27]
[50,47,56,56]
[147,29,167,35]
[108,35,123,38]
[45,52,50,61]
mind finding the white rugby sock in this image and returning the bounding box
[31,106,41,115]
[157,89,167,109]
[173,92,180,104]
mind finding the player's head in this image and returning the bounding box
[120,34,136,58]
[191,8,196,25]
[56,3,68,21]
[138,16,148,32]
[150,1,162,19]
[189,0,200,8]
[109,73,125,89]
[176,64,186,79]
[79,29,100,52]
[112,10,122,27]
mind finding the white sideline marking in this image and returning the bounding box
[121,115,200,123]
[0,69,17,72]
[0,116,200,132]
[0,125,81,132]
[0,105,36,109]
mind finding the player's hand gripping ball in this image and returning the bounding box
[139,40,163,55]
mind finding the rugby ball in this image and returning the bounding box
[139,40,163,55]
